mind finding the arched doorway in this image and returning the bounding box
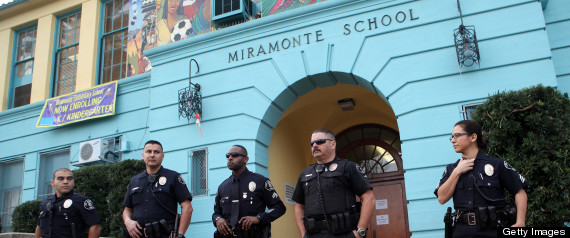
[337,124,411,238]
[264,72,401,237]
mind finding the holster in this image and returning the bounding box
[145,223,154,238]
[477,207,489,230]
[152,222,161,238]
[488,206,497,228]
[444,207,453,238]
[303,211,356,235]
[496,206,517,227]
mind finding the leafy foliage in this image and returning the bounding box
[11,159,145,236]
[472,85,570,226]
[11,200,41,232]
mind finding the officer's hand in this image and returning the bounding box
[455,157,474,175]
[215,218,231,236]
[125,219,142,238]
[353,230,363,238]
[239,216,260,230]
[511,222,525,227]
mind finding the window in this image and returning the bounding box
[37,148,70,200]
[54,11,81,96]
[462,103,482,120]
[100,0,129,83]
[213,0,253,25]
[0,159,24,232]
[10,26,37,108]
[191,149,207,196]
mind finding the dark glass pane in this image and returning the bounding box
[215,0,222,15]
[112,48,122,65]
[223,0,231,13]
[104,36,113,50]
[105,2,114,18]
[232,0,239,11]
[122,11,128,28]
[103,50,112,66]
[59,32,66,47]
[113,14,122,31]
[113,0,121,14]
[111,65,121,81]
[105,17,112,33]
[103,67,111,84]
[113,32,123,48]
[13,84,31,108]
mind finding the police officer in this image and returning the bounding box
[35,168,101,238]
[212,145,286,238]
[292,129,375,238]
[123,140,193,238]
[435,120,529,238]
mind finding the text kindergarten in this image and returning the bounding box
[227,8,419,63]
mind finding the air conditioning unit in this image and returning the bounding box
[74,139,116,166]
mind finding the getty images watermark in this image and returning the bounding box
[500,227,568,237]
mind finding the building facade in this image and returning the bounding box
[0,0,568,237]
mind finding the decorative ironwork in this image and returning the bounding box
[178,59,202,122]
[454,0,480,68]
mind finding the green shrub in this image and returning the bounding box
[472,85,570,226]
[12,200,41,232]
[74,159,146,237]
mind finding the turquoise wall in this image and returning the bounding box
[544,0,570,94]
[1,0,567,237]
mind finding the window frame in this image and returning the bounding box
[8,24,37,109]
[0,157,25,232]
[462,102,483,120]
[37,147,71,200]
[51,9,82,97]
[98,0,129,84]
[190,148,208,197]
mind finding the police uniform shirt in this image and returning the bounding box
[434,152,529,210]
[123,166,192,224]
[292,157,372,216]
[212,168,286,226]
[38,190,100,238]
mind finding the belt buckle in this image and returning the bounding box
[229,227,238,237]
[467,213,476,226]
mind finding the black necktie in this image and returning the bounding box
[230,177,240,227]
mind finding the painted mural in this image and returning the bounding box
[261,0,326,17]
[126,0,328,76]
[127,0,212,75]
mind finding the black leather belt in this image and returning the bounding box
[455,211,477,226]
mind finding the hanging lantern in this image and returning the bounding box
[454,0,480,68]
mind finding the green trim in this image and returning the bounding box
[51,9,82,97]
[8,24,37,109]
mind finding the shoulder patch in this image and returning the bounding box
[265,180,275,191]
[356,164,365,175]
[178,175,186,185]
[84,199,95,210]
[441,167,448,179]
[504,161,516,171]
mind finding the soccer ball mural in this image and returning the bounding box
[171,19,193,42]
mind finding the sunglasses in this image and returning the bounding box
[449,132,471,141]
[310,138,333,147]
[226,152,247,158]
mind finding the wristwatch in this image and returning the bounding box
[356,228,367,237]
[177,233,185,238]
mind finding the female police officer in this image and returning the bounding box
[434,120,528,237]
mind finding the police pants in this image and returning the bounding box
[453,224,496,238]
[305,230,356,238]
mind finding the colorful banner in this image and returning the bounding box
[36,82,118,127]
